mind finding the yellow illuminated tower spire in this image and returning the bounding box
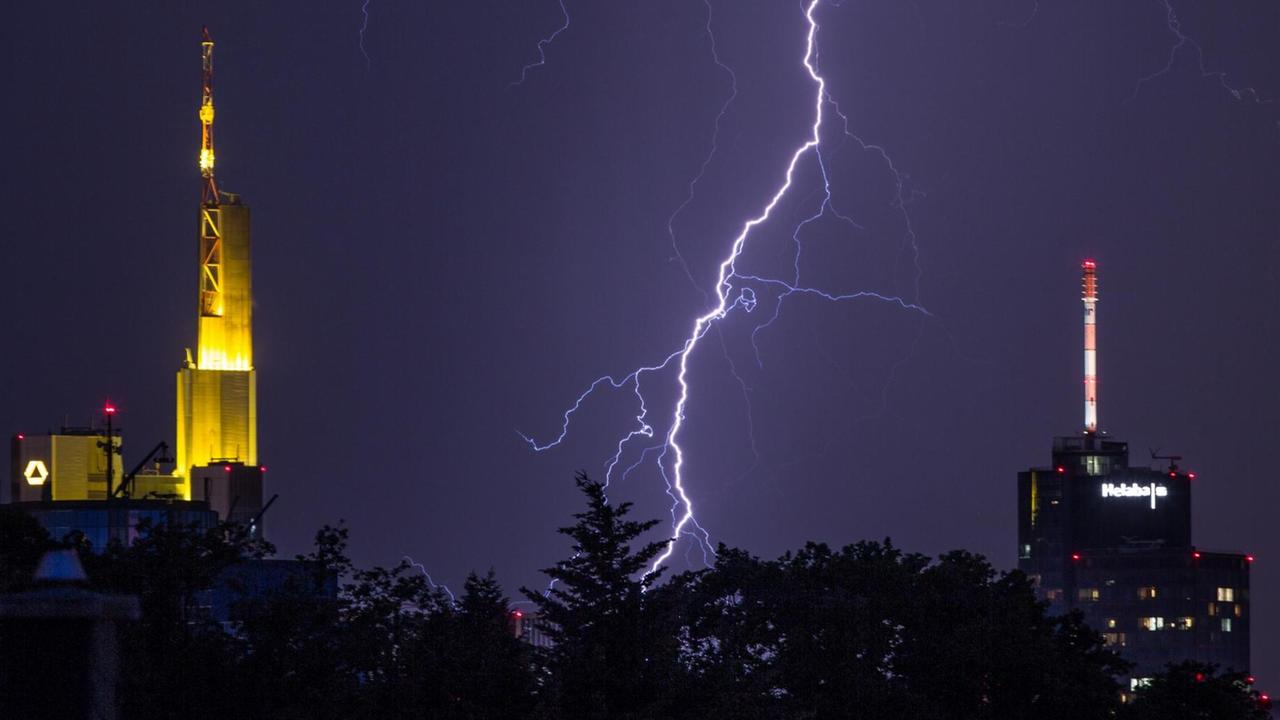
[176,26,257,495]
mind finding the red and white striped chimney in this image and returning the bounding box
[1082,260,1098,433]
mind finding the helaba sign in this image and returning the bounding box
[1101,482,1168,510]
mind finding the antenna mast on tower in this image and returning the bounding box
[1082,260,1099,434]
[199,27,218,207]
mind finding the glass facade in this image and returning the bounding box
[14,500,218,552]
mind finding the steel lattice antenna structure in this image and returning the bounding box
[199,27,218,207]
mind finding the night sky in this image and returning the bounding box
[5,0,1278,687]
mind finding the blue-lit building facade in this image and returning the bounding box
[8,498,218,552]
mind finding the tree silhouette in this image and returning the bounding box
[673,541,1128,719]
[521,471,675,719]
[1123,661,1271,720]
[0,473,1257,719]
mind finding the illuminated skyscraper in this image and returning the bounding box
[1016,261,1251,683]
[175,28,257,496]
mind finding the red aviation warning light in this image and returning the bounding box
[1081,260,1099,434]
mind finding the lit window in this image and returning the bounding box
[1079,588,1100,602]
[1140,617,1165,631]
[1106,618,1118,629]
[1103,632,1127,647]
[1130,678,1152,692]
[1175,617,1194,630]
[1019,543,1032,559]
[1217,587,1235,602]
[1221,618,1232,633]
[1138,586,1158,600]
[1207,602,1217,617]
[1044,589,1063,601]
[1234,605,1242,618]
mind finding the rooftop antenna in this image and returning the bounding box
[199,27,218,207]
[97,403,120,497]
[1149,449,1182,473]
[1082,260,1099,434]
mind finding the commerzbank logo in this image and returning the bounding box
[23,460,49,486]
[1101,482,1168,510]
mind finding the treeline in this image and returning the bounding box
[0,473,1268,719]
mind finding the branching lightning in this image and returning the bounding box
[667,0,739,298]
[520,0,930,575]
[1129,0,1266,104]
[511,0,571,87]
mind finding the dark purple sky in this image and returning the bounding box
[5,0,1278,688]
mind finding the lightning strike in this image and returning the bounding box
[404,555,457,604]
[997,1,1040,29]
[667,0,739,297]
[511,0,571,87]
[1128,0,1266,104]
[358,0,372,70]
[521,0,929,576]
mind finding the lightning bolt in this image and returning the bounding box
[511,0,571,87]
[1129,0,1267,104]
[520,0,929,575]
[358,0,372,70]
[667,0,739,297]
[404,555,456,604]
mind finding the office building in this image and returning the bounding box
[175,27,258,500]
[1016,261,1251,680]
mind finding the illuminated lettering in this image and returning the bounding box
[1100,482,1169,509]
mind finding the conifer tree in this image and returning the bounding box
[522,472,673,720]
